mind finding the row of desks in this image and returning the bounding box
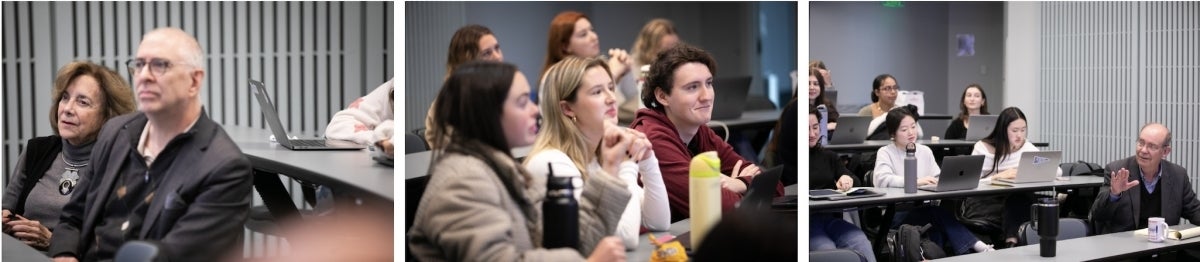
[822,139,1050,153]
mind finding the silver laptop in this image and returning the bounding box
[964,115,999,141]
[828,116,872,145]
[995,151,1063,184]
[711,76,752,120]
[250,80,365,150]
[920,155,985,192]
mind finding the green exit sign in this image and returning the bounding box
[883,1,903,8]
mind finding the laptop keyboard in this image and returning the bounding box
[291,139,326,147]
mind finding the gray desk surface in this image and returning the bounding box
[629,219,692,261]
[224,126,394,201]
[3,234,50,261]
[708,109,783,129]
[938,225,1200,261]
[823,139,1050,152]
[810,176,1105,212]
[404,146,530,179]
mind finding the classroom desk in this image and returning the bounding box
[224,126,394,201]
[708,109,784,130]
[810,176,1105,212]
[937,225,1200,261]
[3,234,50,261]
[811,176,1105,254]
[822,139,1050,153]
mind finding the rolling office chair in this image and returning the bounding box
[405,133,428,154]
[1017,218,1089,246]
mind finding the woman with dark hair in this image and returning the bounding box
[539,11,633,105]
[3,61,136,251]
[807,105,876,261]
[966,107,1061,247]
[632,44,782,222]
[408,61,630,261]
[424,24,507,150]
[871,106,994,256]
[808,67,839,129]
[857,74,899,118]
[945,84,989,140]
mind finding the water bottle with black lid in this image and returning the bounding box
[543,163,579,249]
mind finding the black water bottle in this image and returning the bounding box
[1031,198,1059,257]
[543,163,579,249]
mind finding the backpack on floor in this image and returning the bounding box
[885,223,946,262]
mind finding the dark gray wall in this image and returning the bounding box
[405,1,797,131]
[946,2,1005,115]
[809,1,1004,116]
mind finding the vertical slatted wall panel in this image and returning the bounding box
[1040,1,1199,195]
[1,1,393,258]
[403,2,466,131]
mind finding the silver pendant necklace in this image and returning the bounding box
[60,153,87,195]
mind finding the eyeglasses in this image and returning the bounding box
[126,58,185,78]
[880,85,900,92]
[1136,139,1166,152]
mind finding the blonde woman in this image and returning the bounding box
[618,18,680,122]
[524,56,670,250]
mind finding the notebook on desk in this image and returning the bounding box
[250,80,365,150]
[993,151,1062,184]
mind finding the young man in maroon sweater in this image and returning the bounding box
[630,44,784,222]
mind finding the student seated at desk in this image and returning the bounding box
[944,84,990,140]
[424,24,506,150]
[325,78,394,156]
[872,106,994,256]
[523,56,670,250]
[808,67,838,130]
[965,107,1062,247]
[630,44,783,222]
[408,61,629,261]
[2,61,136,251]
[858,74,899,118]
[1091,123,1200,235]
[807,106,876,261]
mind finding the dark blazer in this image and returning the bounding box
[1090,157,1200,234]
[49,110,252,261]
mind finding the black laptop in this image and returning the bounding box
[250,80,365,150]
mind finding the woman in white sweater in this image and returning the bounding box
[873,104,939,188]
[968,107,1061,247]
[524,56,671,250]
[872,106,994,256]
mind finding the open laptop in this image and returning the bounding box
[250,80,365,150]
[828,116,872,145]
[919,155,985,192]
[994,151,1063,184]
[736,166,784,210]
[963,115,999,141]
[710,76,752,120]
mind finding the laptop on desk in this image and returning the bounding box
[919,155,985,192]
[710,76,752,120]
[828,116,872,145]
[993,151,1063,184]
[963,115,999,141]
[250,80,365,150]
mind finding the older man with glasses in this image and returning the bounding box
[48,27,252,262]
[1091,122,1200,235]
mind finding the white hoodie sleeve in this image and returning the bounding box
[873,146,904,188]
[636,155,670,232]
[325,78,394,145]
